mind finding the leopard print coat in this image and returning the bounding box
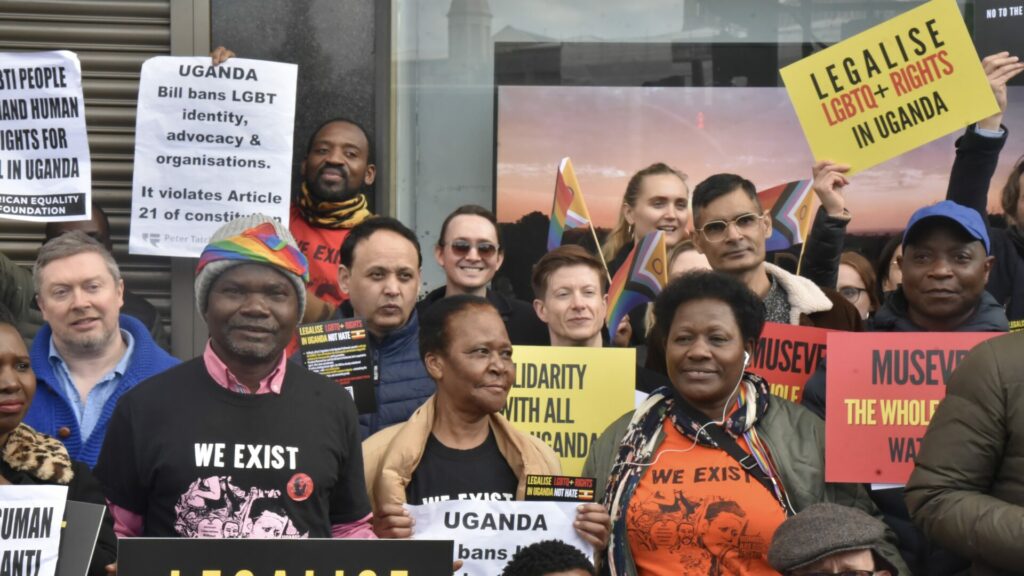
[2,423,74,484]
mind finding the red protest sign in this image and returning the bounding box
[824,332,999,484]
[749,322,830,403]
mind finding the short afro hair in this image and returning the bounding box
[653,270,765,349]
[501,539,595,576]
[304,117,374,165]
[418,294,498,361]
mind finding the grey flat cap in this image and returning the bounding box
[768,503,891,573]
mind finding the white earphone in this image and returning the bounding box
[612,351,754,474]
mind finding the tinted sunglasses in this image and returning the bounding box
[443,239,499,258]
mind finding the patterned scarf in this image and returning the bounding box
[295,182,372,229]
[197,222,309,282]
[601,373,792,575]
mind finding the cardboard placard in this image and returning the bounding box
[0,485,68,576]
[502,346,635,475]
[524,475,596,502]
[298,317,377,414]
[824,331,998,483]
[129,56,297,256]
[409,500,590,576]
[749,322,830,403]
[0,51,91,221]
[117,538,454,576]
[780,0,998,174]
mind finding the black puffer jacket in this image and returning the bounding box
[945,126,1024,332]
[417,286,549,346]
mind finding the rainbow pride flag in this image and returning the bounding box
[547,157,594,251]
[606,230,668,340]
[758,179,815,251]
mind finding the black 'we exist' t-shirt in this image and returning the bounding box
[95,357,370,538]
[405,430,517,505]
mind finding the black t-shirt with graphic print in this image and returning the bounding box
[405,429,518,505]
[94,357,370,538]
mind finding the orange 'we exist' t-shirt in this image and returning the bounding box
[289,205,353,308]
[626,419,786,576]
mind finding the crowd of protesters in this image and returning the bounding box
[2,44,1024,576]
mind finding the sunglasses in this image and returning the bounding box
[443,239,499,258]
[698,212,765,243]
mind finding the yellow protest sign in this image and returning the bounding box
[780,0,998,174]
[503,346,635,475]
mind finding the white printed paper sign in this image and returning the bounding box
[0,485,68,576]
[0,51,91,222]
[409,499,591,576]
[129,56,297,257]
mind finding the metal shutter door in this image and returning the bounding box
[0,0,172,343]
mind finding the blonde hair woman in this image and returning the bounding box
[601,163,690,272]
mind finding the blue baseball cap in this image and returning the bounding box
[902,200,990,255]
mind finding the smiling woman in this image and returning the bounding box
[583,271,909,576]
[419,205,550,346]
[0,319,117,575]
[601,163,690,273]
[362,294,611,550]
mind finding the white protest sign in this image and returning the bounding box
[0,51,91,222]
[129,56,297,257]
[0,485,68,576]
[409,499,591,576]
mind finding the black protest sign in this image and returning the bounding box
[56,500,106,576]
[524,475,596,502]
[117,538,454,576]
[298,318,377,414]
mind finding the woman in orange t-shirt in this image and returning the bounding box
[583,271,906,576]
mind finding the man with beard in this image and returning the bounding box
[95,214,373,539]
[205,47,375,323]
[291,118,376,323]
[23,231,178,467]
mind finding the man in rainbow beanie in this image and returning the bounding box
[96,214,374,539]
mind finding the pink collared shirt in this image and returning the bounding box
[203,341,286,394]
[108,343,375,539]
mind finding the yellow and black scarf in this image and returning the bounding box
[296,182,372,230]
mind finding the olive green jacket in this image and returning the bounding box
[583,396,910,575]
[906,332,1024,575]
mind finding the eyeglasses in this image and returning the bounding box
[838,286,867,303]
[443,239,499,259]
[697,213,765,243]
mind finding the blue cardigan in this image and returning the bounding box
[25,314,179,467]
